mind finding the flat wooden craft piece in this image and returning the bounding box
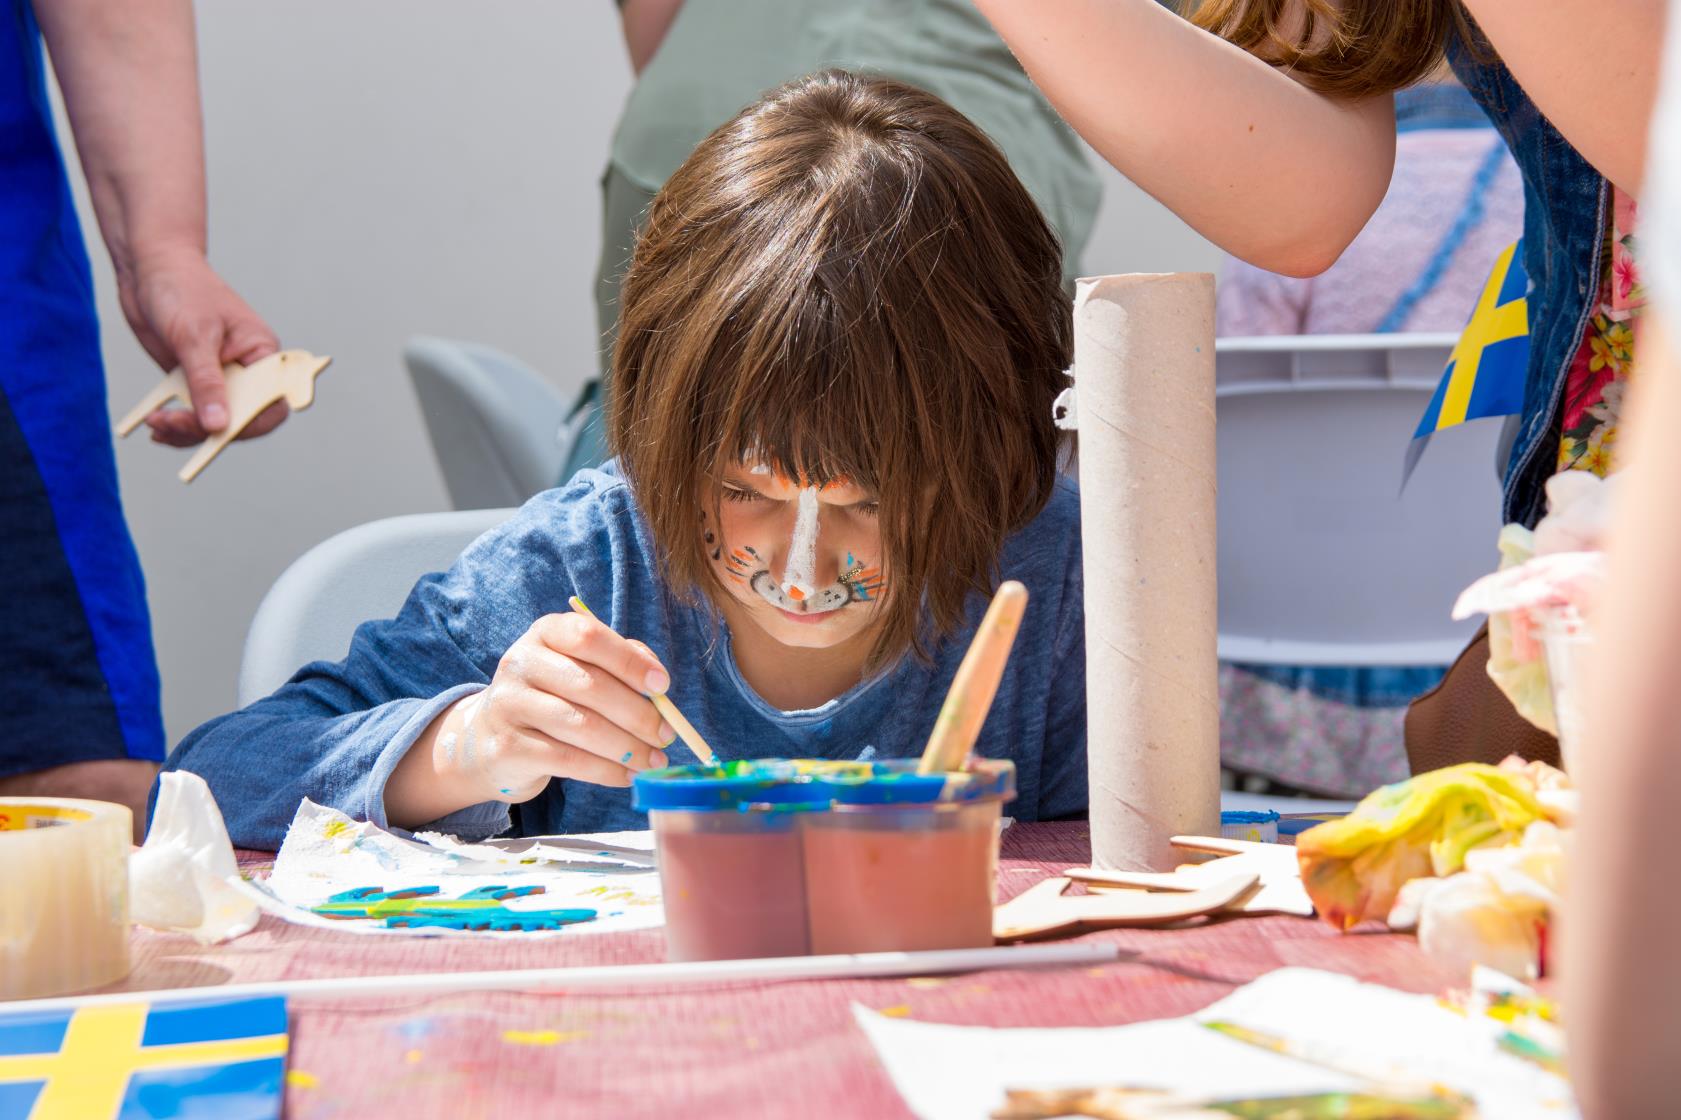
[993,872,1258,942]
[115,349,331,483]
[1063,834,1314,917]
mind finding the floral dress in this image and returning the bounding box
[1557,190,1644,474]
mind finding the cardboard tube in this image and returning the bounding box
[1074,274,1220,871]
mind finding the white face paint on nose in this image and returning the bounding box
[780,487,821,603]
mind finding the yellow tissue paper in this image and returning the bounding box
[1296,762,1548,931]
[1388,821,1566,982]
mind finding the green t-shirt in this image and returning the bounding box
[574,0,1100,474]
[611,0,1097,262]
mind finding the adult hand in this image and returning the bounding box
[438,613,676,805]
[118,246,287,446]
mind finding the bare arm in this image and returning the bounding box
[620,0,685,75]
[972,0,1395,277]
[1463,0,1662,197]
[34,0,284,443]
[1564,314,1681,1116]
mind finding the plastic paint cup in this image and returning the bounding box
[802,760,1015,955]
[1219,809,1279,844]
[634,762,823,962]
[633,759,1015,961]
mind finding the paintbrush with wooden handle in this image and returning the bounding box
[569,595,718,767]
[917,580,1029,774]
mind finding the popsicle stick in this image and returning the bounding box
[993,873,1258,941]
[1063,833,1316,917]
[1064,867,1199,892]
[917,581,1029,774]
[568,596,718,766]
[1170,835,1266,857]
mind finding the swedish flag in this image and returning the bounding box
[1401,241,1530,491]
[0,995,286,1119]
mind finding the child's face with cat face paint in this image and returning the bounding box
[705,462,887,650]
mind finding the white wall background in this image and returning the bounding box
[51,1,1219,745]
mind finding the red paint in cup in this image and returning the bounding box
[648,807,810,961]
[803,798,1003,954]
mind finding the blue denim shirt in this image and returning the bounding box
[1449,38,1609,529]
[164,467,1089,849]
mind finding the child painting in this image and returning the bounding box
[163,71,1088,847]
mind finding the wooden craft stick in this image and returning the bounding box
[993,873,1258,941]
[1063,834,1316,918]
[1064,867,1199,893]
[569,596,718,766]
[917,581,1029,774]
[1170,835,1264,857]
[3,942,1126,1016]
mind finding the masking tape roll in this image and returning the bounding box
[0,798,132,1000]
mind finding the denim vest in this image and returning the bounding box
[1449,37,1609,529]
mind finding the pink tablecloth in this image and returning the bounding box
[104,822,1457,1119]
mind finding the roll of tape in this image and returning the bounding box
[0,798,132,1000]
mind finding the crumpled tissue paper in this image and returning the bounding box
[129,771,259,942]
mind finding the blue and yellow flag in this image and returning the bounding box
[1404,240,1531,482]
[0,995,286,1120]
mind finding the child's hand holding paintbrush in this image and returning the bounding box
[385,602,686,828]
[568,596,717,766]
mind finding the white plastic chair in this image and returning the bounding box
[238,508,516,706]
[1215,332,1503,668]
[404,336,572,510]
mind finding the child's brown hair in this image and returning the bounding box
[1188,0,1481,99]
[610,69,1071,669]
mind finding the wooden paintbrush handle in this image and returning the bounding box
[569,595,718,767]
[917,581,1029,774]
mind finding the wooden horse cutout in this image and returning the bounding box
[1062,834,1315,917]
[116,349,331,483]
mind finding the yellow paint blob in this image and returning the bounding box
[502,1028,591,1046]
[286,1070,321,1089]
[322,820,352,839]
[877,1005,913,1018]
[405,1048,424,1064]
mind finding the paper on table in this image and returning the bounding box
[855,967,1576,1120]
[1073,274,1221,871]
[1196,969,1573,1114]
[856,1006,1360,1120]
[417,829,657,868]
[249,800,663,938]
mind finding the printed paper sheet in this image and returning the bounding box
[243,800,663,939]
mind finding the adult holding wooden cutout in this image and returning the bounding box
[0,0,287,836]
